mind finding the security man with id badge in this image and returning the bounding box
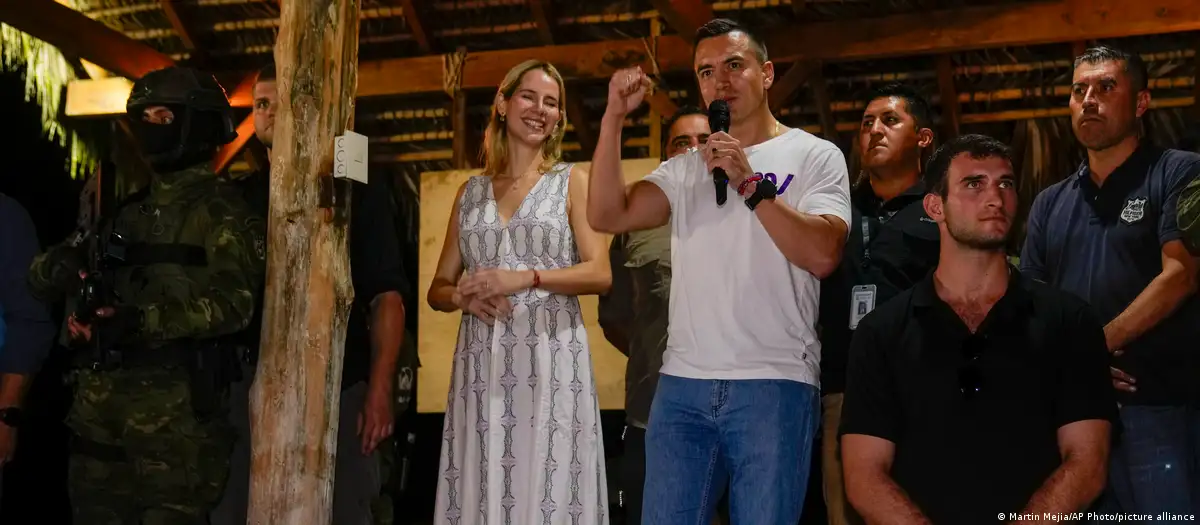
[815,83,940,525]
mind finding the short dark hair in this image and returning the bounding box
[694,18,768,64]
[665,105,705,134]
[661,105,707,159]
[865,82,933,130]
[1074,45,1148,92]
[925,134,1014,197]
[256,62,276,84]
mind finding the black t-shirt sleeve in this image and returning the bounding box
[1053,302,1119,429]
[839,314,902,442]
[597,234,634,354]
[350,182,412,307]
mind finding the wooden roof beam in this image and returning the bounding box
[213,115,256,174]
[0,0,175,79]
[646,91,680,119]
[766,1,1200,63]
[768,61,816,112]
[160,0,197,52]
[398,0,434,54]
[62,0,1200,116]
[528,0,556,45]
[650,0,713,44]
[936,55,961,139]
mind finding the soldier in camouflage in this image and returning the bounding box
[26,66,266,525]
[1182,175,1200,255]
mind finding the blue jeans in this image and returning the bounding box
[1094,405,1200,521]
[642,374,820,525]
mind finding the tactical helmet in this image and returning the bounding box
[126,67,238,169]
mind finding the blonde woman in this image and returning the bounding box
[427,60,612,524]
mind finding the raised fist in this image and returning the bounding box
[606,67,652,118]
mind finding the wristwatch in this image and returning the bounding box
[745,177,778,211]
[0,407,23,428]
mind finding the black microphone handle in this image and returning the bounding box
[714,167,728,206]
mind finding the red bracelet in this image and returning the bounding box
[532,270,541,288]
[738,174,763,196]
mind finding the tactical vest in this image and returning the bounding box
[89,178,242,420]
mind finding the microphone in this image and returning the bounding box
[708,100,730,206]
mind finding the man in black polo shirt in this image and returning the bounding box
[841,134,1116,524]
[818,82,938,525]
[211,62,412,525]
[1020,46,1200,517]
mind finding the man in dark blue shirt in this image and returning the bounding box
[1020,45,1200,517]
[0,193,56,508]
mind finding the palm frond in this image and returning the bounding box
[0,2,101,180]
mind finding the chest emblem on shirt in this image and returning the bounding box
[1119,197,1147,225]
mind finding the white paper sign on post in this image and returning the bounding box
[334,130,368,185]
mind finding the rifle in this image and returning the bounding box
[74,158,127,370]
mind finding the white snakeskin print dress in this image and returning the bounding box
[435,163,609,525]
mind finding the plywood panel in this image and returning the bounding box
[418,158,664,413]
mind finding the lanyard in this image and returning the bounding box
[861,215,871,266]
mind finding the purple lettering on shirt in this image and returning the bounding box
[777,174,795,194]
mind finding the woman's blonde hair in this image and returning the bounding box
[480,60,568,176]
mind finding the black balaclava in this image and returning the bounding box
[124,67,237,175]
[131,105,225,173]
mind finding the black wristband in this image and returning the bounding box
[746,178,777,211]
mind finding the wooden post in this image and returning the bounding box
[809,62,837,140]
[248,0,359,522]
[452,89,470,169]
[936,54,961,140]
[1071,40,1088,58]
[648,18,663,160]
[565,85,597,159]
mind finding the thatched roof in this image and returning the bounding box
[2,0,1199,190]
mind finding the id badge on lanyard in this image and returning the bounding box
[850,215,876,329]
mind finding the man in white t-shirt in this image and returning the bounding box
[587,17,852,525]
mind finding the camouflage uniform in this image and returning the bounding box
[27,67,265,525]
[1181,174,1200,255]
